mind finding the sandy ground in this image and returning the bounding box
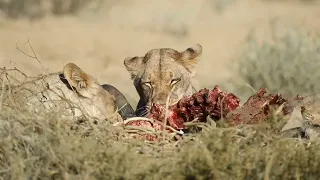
[1,0,320,108]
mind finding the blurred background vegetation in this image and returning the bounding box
[0,0,316,20]
[0,0,106,19]
[227,19,320,99]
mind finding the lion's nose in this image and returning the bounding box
[153,92,168,105]
[153,98,166,106]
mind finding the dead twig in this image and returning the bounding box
[16,38,46,72]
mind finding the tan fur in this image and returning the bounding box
[8,63,120,122]
[124,44,202,116]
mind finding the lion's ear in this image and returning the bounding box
[124,56,145,79]
[63,63,91,91]
[177,44,202,77]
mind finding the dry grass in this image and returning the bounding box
[1,84,320,179]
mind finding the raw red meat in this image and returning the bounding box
[123,86,294,141]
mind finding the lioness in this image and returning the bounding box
[124,44,202,116]
[4,63,134,122]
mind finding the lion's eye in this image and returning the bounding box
[170,78,181,86]
[143,82,152,88]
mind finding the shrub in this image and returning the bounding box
[0,0,105,19]
[233,19,320,99]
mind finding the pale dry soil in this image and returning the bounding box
[0,0,320,110]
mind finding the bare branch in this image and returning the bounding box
[16,38,46,71]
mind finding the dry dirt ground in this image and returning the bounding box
[0,0,320,108]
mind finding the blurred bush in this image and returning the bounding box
[232,19,320,98]
[0,0,106,19]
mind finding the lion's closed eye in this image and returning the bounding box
[170,78,181,86]
[142,82,152,88]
